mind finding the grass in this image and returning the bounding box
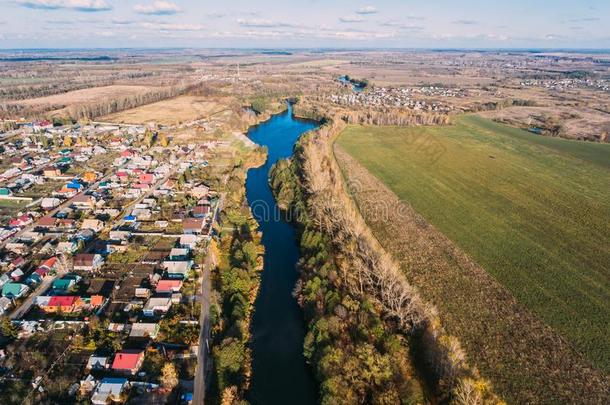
[0,199,29,209]
[336,116,610,373]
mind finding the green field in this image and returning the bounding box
[336,115,610,371]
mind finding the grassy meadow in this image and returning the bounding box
[336,116,610,372]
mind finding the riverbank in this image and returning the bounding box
[269,110,503,404]
[203,130,266,403]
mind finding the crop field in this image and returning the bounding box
[100,95,229,125]
[335,117,610,398]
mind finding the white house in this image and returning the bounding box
[86,355,110,371]
[143,297,172,317]
[91,378,128,405]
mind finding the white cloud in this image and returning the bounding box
[134,1,181,16]
[112,18,134,25]
[356,6,378,15]
[17,0,111,12]
[340,15,364,23]
[380,20,424,30]
[453,19,478,25]
[140,22,204,31]
[237,18,294,28]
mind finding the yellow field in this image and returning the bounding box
[100,95,230,125]
[14,85,156,107]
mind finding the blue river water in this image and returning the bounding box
[245,104,319,405]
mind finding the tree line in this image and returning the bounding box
[269,109,503,405]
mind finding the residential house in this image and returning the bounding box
[129,323,160,339]
[192,205,210,218]
[111,351,145,375]
[63,181,83,193]
[134,287,151,299]
[52,278,76,291]
[82,172,97,183]
[91,378,128,405]
[179,234,197,249]
[86,355,110,371]
[169,248,189,261]
[190,184,209,199]
[71,194,96,210]
[0,296,12,316]
[76,228,96,242]
[10,269,24,281]
[182,218,204,234]
[56,241,78,254]
[143,297,172,316]
[138,173,155,185]
[5,243,29,255]
[36,215,57,227]
[156,279,183,294]
[54,186,78,198]
[40,256,58,272]
[39,296,85,313]
[8,214,32,228]
[89,295,105,308]
[163,261,192,279]
[0,274,10,289]
[25,273,42,286]
[109,230,130,242]
[2,282,29,299]
[73,253,104,271]
[81,219,104,232]
[56,218,76,230]
[42,166,61,178]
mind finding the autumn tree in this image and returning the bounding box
[159,133,170,147]
[0,318,19,339]
[161,362,179,390]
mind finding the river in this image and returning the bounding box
[245,103,319,405]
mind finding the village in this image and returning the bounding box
[0,118,227,404]
[519,77,610,92]
[328,85,462,112]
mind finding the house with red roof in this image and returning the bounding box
[192,205,211,218]
[40,256,58,271]
[182,218,204,234]
[35,257,58,278]
[8,214,32,229]
[155,280,183,294]
[138,173,155,184]
[35,267,50,278]
[111,350,145,375]
[41,296,84,313]
[115,171,129,183]
[120,149,136,158]
[36,216,57,228]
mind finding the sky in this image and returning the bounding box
[0,0,609,49]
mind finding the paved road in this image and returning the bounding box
[9,259,68,320]
[10,272,59,320]
[192,188,224,404]
[193,246,215,405]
